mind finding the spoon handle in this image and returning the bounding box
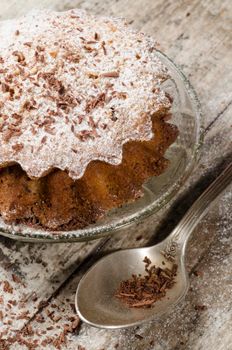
[169,162,232,250]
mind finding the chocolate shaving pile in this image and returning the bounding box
[115,256,177,308]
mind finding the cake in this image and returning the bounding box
[0,9,178,231]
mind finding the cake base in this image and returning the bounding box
[0,114,178,231]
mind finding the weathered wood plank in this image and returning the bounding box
[0,0,231,348]
[4,104,231,349]
[0,239,105,339]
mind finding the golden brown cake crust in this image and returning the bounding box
[0,114,178,230]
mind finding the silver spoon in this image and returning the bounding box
[75,163,232,329]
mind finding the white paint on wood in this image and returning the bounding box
[0,0,231,349]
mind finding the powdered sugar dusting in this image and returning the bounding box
[0,9,171,179]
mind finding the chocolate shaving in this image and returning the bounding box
[12,273,22,284]
[101,123,108,130]
[44,125,56,135]
[83,45,94,52]
[70,14,79,19]
[41,136,47,144]
[3,128,22,142]
[88,116,97,128]
[3,280,13,294]
[85,92,106,113]
[115,257,177,308]
[86,40,97,44]
[1,82,10,93]
[194,304,207,311]
[135,334,143,340]
[101,71,119,78]
[112,91,128,99]
[24,42,32,47]
[87,72,99,79]
[78,115,84,124]
[36,45,45,52]
[22,100,36,111]
[193,270,204,277]
[12,51,25,62]
[65,52,81,63]
[101,41,107,55]
[12,143,24,152]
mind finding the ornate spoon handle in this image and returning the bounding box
[167,163,232,254]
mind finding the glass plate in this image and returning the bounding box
[0,51,203,242]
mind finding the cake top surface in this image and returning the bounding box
[0,9,171,179]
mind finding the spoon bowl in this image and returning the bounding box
[76,163,232,328]
[76,243,189,328]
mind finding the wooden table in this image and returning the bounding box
[0,1,231,349]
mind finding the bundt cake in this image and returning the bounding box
[0,9,178,231]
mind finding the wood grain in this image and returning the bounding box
[5,106,231,350]
[0,0,231,349]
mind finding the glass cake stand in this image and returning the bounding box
[0,51,204,242]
